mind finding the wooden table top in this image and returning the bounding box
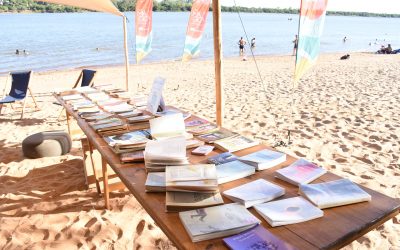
[55,94,400,250]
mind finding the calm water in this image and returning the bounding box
[0,12,399,74]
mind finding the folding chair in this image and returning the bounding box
[0,71,39,119]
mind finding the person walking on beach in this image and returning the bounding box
[238,37,246,56]
[251,38,256,49]
[292,35,298,56]
[343,36,347,43]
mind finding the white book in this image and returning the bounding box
[214,135,259,152]
[275,158,327,186]
[144,136,188,162]
[61,94,83,101]
[179,203,261,242]
[299,178,371,209]
[145,172,166,192]
[149,113,186,140]
[103,103,134,113]
[254,196,323,227]
[238,149,287,170]
[166,165,218,192]
[223,179,285,208]
[216,161,256,184]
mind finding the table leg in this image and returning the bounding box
[88,140,101,195]
[102,157,110,210]
[65,109,71,136]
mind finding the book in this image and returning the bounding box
[145,172,166,192]
[197,129,237,143]
[207,152,238,165]
[166,191,224,212]
[192,145,214,156]
[216,161,256,184]
[118,110,144,118]
[126,115,153,124]
[103,103,134,113]
[223,179,285,208]
[149,113,186,140]
[147,77,165,114]
[185,118,209,128]
[179,203,260,242]
[166,164,218,192]
[187,123,219,135]
[275,159,327,186]
[120,151,144,163]
[185,139,205,149]
[223,225,297,250]
[238,149,287,171]
[82,112,113,122]
[156,109,191,120]
[89,117,122,127]
[61,94,83,101]
[91,120,125,132]
[214,135,259,152]
[104,130,150,153]
[299,178,371,209]
[253,196,324,227]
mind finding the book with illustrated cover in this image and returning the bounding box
[207,152,238,165]
[216,161,255,184]
[166,191,224,212]
[192,145,214,156]
[197,129,237,144]
[275,158,327,186]
[239,149,287,171]
[179,203,261,242]
[223,225,297,250]
[104,130,150,150]
[223,179,285,208]
[166,165,218,192]
[254,196,323,227]
[214,135,259,152]
[120,151,144,163]
[299,178,371,209]
[145,172,166,192]
[185,118,209,128]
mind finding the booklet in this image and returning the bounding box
[275,158,327,186]
[179,203,261,242]
[216,160,255,184]
[223,225,297,250]
[238,149,287,170]
[254,196,323,227]
[299,178,371,209]
[223,179,285,208]
[166,191,224,212]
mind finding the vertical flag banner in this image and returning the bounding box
[135,0,153,63]
[294,0,328,82]
[182,0,211,61]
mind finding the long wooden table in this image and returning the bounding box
[56,94,400,250]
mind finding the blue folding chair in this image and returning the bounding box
[72,69,97,89]
[0,71,39,119]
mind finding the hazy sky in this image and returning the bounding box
[220,0,400,14]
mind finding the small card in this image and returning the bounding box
[192,145,214,156]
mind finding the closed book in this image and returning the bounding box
[179,203,260,242]
[89,118,122,127]
[192,145,214,156]
[197,129,237,144]
[216,161,255,184]
[299,178,371,209]
[223,179,285,208]
[185,118,209,128]
[166,165,218,192]
[82,112,113,122]
[150,113,186,140]
[207,152,238,165]
[187,123,219,135]
[120,151,144,163]
[105,131,150,147]
[185,139,205,149]
[127,115,153,124]
[223,225,297,250]
[118,110,144,118]
[91,121,126,132]
[239,149,287,170]
[166,191,224,212]
[145,172,166,192]
[214,135,259,152]
[275,158,327,186]
[254,197,323,227]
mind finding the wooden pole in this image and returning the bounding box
[123,16,130,91]
[212,0,224,127]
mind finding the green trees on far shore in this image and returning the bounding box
[1,0,399,18]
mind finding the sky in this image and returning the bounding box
[220,0,400,15]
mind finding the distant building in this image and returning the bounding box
[0,0,3,6]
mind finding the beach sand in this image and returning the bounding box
[0,52,399,249]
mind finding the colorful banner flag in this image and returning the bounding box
[294,0,328,82]
[135,0,153,63]
[182,0,211,61]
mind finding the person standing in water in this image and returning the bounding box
[292,35,298,56]
[238,37,246,56]
[251,38,256,49]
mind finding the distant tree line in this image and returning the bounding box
[1,0,399,18]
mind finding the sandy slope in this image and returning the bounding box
[0,52,399,249]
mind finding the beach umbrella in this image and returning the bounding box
[34,0,130,91]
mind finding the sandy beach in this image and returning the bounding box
[0,52,399,249]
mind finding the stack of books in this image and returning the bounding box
[223,179,285,208]
[81,112,113,122]
[89,119,127,136]
[197,128,237,143]
[179,203,260,242]
[144,136,189,172]
[104,130,151,153]
[275,158,327,186]
[238,149,287,170]
[299,178,371,209]
[103,103,134,113]
[165,164,223,212]
[120,151,144,163]
[149,113,187,140]
[213,135,259,152]
[253,196,323,227]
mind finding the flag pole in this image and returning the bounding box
[123,15,130,91]
[212,0,224,127]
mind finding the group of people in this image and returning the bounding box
[238,37,256,57]
[377,44,394,54]
[15,49,29,55]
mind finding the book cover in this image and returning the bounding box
[299,178,371,209]
[187,123,218,135]
[207,152,238,165]
[105,131,150,147]
[197,129,237,143]
[216,161,256,184]
[214,135,259,152]
[145,172,166,192]
[239,149,287,170]
[275,158,327,186]
[223,225,297,250]
[166,192,224,212]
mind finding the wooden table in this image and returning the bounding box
[55,94,400,250]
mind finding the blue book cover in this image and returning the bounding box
[207,152,238,165]
[223,225,297,250]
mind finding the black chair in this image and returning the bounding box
[72,69,97,89]
[0,71,39,119]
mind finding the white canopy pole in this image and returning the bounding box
[123,16,130,91]
[212,0,224,127]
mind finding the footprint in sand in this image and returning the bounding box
[136,219,146,236]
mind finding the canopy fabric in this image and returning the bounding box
[36,0,122,16]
